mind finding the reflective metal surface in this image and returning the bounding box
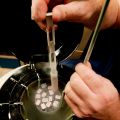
[0,63,78,120]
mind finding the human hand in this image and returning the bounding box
[31,0,63,30]
[64,63,120,120]
[31,0,119,30]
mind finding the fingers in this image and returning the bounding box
[31,0,115,30]
[64,81,94,118]
[52,1,83,22]
[31,0,48,20]
[35,20,47,31]
[31,0,98,29]
[75,63,104,92]
[64,62,120,119]
[65,81,85,106]
[31,0,49,29]
[69,72,95,100]
[84,61,92,68]
[52,1,96,23]
[64,95,84,118]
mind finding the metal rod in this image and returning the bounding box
[84,0,110,63]
[0,102,23,106]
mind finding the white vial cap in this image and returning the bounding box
[37,88,42,93]
[49,90,54,95]
[41,83,47,89]
[55,95,61,100]
[42,98,48,103]
[49,96,53,102]
[35,99,41,106]
[53,101,59,108]
[46,102,52,108]
[41,103,46,110]
[35,94,41,99]
[42,92,47,97]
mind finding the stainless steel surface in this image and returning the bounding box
[0,64,73,120]
[46,13,58,92]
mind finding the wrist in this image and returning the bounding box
[106,99,120,120]
[108,111,120,120]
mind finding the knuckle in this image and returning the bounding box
[64,82,71,94]
[81,70,95,82]
[84,98,103,114]
[72,109,83,118]
[70,72,77,82]
[90,101,105,113]
[75,63,81,70]
[75,63,96,81]
[80,107,94,117]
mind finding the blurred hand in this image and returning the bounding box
[31,0,119,30]
[64,63,120,120]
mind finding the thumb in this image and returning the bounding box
[84,61,92,69]
[52,1,86,22]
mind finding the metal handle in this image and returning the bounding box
[46,13,58,92]
[84,0,110,63]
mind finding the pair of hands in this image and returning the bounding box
[31,0,119,30]
[31,0,120,119]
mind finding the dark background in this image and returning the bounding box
[0,0,84,62]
